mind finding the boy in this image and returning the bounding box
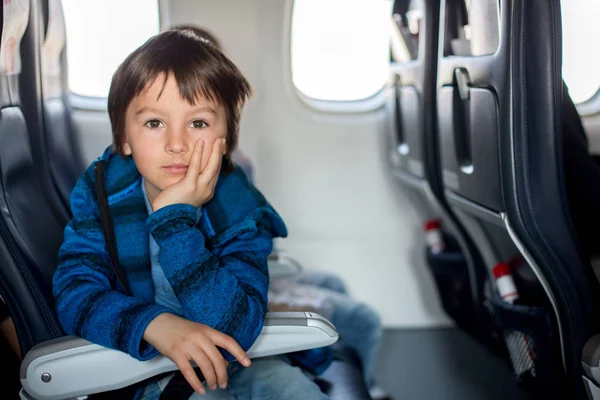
[170,25,389,400]
[52,30,329,399]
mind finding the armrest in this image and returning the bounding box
[583,334,600,384]
[268,251,303,279]
[582,334,600,399]
[20,312,338,400]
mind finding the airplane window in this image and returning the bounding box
[61,0,159,98]
[562,0,600,104]
[291,0,393,102]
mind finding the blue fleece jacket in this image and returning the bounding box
[52,147,289,362]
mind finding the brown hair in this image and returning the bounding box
[107,29,251,173]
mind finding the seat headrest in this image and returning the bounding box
[0,0,31,76]
[41,0,65,78]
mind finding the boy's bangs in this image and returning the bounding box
[132,67,219,108]
[172,67,219,106]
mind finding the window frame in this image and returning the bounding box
[69,93,108,111]
[561,0,600,112]
[287,0,393,113]
[575,90,600,116]
[61,0,161,105]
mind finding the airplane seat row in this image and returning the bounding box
[388,0,600,399]
[388,0,497,351]
[0,0,65,350]
[37,0,86,218]
[0,1,373,399]
[17,0,70,226]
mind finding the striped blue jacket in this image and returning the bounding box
[52,146,287,362]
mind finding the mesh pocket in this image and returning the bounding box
[504,330,536,381]
[488,296,561,396]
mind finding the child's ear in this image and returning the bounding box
[122,141,132,156]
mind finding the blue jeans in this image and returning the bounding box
[279,271,383,388]
[137,355,327,400]
[285,271,349,295]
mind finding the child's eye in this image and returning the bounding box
[144,119,164,129]
[190,120,208,129]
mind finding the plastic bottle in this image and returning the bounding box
[424,219,445,254]
[492,262,519,304]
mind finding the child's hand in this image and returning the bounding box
[152,138,225,211]
[143,313,251,395]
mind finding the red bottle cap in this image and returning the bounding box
[424,219,441,231]
[492,262,511,279]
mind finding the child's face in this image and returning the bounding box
[123,73,227,202]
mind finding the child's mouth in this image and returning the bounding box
[163,164,188,174]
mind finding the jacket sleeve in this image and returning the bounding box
[146,203,282,358]
[52,171,172,361]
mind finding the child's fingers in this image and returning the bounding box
[202,343,229,389]
[207,144,224,189]
[173,354,205,396]
[186,140,204,181]
[199,138,224,183]
[213,332,251,367]
[189,348,218,391]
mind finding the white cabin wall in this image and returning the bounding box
[163,0,451,328]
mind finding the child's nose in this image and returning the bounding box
[165,130,188,154]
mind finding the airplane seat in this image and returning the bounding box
[0,3,372,399]
[16,0,70,226]
[0,0,67,345]
[437,0,600,398]
[37,0,86,217]
[561,80,600,269]
[503,2,600,396]
[387,0,493,348]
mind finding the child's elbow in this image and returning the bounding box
[233,296,268,353]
